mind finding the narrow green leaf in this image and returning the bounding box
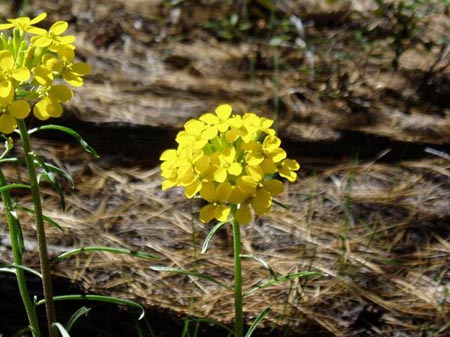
[0,183,30,193]
[245,307,271,337]
[201,221,227,254]
[31,125,99,159]
[15,205,64,232]
[0,264,42,278]
[241,254,276,278]
[149,266,231,289]
[248,271,324,294]
[0,136,13,160]
[53,322,71,337]
[66,306,91,332]
[36,294,145,320]
[34,160,75,189]
[33,154,67,210]
[57,246,159,261]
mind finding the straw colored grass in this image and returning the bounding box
[1,138,448,336]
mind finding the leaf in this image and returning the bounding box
[15,205,64,232]
[34,160,75,189]
[0,264,43,278]
[245,307,271,337]
[247,271,325,294]
[66,306,91,332]
[241,254,276,278]
[201,221,227,254]
[53,322,71,337]
[149,266,231,289]
[37,294,145,320]
[33,154,67,210]
[0,183,31,193]
[29,124,99,159]
[57,246,159,261]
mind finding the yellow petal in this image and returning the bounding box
[262,179,284,195]
[0,114,16,134]
[201,126,218,140]
[50,21,68,35]
[33,98,63,119]
[199,112,219,125]
[0,23,14,30]
[245,165,263,182]
[33,66,53,85]
[0,53,13,71]
[271,148,287,163]
[57,45,75,61]
[160,149,178,161]
[194,155,210,173]
[200,182,216,203]
[200,204,216,223]
[214,167,227,183]
[162,179,176,190]
[216,182,232,202]
[30,12,47,25]
[236,203,252,225]
[185,180,201,198]
[263,135,281,152]
[31,36,51,47]
[12,67,30,82]
[72,62,91,75]
[58,35,75,45]
[228,162,242,176]
[9,100,30,119]
[214,204,230,222]
[215,104,232,120]
[251,189,271,214]
[49,85,73,102]
[0,80,12,98]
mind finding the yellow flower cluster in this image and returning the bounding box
[0,12,90,133]
[160,104,300,224]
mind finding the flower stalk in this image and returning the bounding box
[0,169,41,337]
[231,205,244,337]
[17,119,57,337]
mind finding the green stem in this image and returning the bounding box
[17,119,58,337]
[230,205,243,337]
[0,170,41,337]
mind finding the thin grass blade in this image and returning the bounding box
[245,307,271,337]
[66,306,91,332]
[31,125,99,159]
[201,221,227,254]
[36,294,145,320]
[15,205,64,232]
[57,246,159,261]
[53,322,71,337]
[0,263,42,278]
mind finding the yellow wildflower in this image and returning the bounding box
[0,94,30,134]
[0,50,30,97]
[160,104,300,224]
[0,12,47,34]
[31,21,75,52]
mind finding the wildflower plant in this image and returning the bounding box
[0,13,150,337]
[160,104,301,337]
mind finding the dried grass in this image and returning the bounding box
[1,139,449,336]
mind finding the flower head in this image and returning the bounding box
[0,12,47,34]
[160,104,300,224]
[0,94,30,133]
[0,12,90,132]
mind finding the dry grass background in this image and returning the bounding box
[0,0,449,336]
